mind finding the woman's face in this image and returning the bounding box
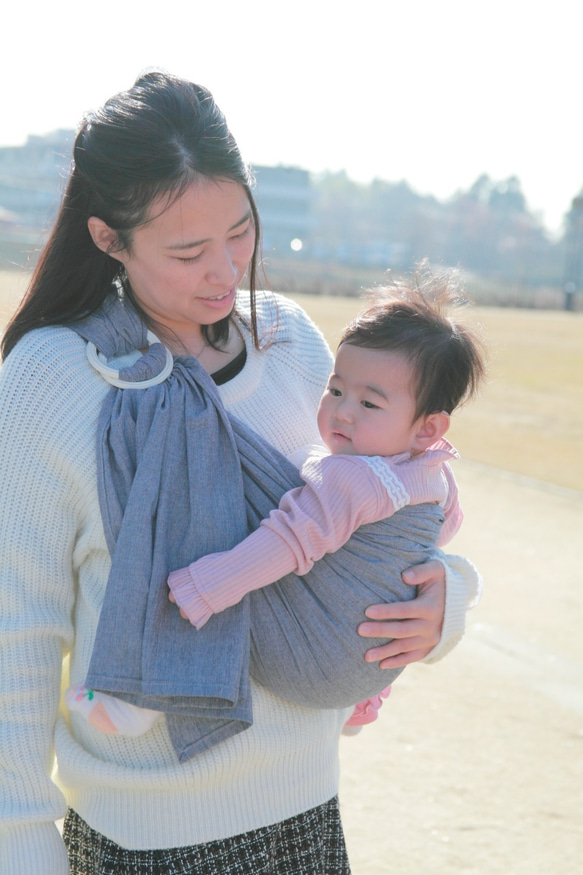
[114,179,255,342]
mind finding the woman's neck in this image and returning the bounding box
[159,320,246,373]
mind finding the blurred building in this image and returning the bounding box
[252,165,312,257]
[563,195,583,310]
[0,131,72,228]
[0,134,568,297]
[0,138,315,268]
[0,131,73,267]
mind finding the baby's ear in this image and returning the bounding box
[412,411,450,452]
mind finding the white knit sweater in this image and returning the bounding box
[0,292,480,873]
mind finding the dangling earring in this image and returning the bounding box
[114,266,129,297]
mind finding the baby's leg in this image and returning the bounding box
[65,684,161,736]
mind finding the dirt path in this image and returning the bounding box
[339,461,583,874]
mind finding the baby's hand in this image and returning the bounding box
[168,589,191,622]
[167,566,214,629]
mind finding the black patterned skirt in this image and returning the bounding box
[63,797,351,874]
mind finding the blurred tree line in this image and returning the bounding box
[0,130,578,300]
[305,170,563,286]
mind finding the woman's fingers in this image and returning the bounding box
[358,617,425,640]
[362,600,433,622]
[361,633,432,668]
[359,559,447,666]
[376,647,432,670]
[401,557,445,587]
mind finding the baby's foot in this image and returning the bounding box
[344,685,392,730]
[65,684,161,736]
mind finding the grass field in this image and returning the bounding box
[1,271,581,492]
[287,291,583,493]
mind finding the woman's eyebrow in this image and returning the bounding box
[166,211,252,251]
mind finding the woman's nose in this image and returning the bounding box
[207,247,237,285]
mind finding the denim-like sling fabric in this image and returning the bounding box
[74,296,257,757]
[73,295,444,763]
[231,420,443,712]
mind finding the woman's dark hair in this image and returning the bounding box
[2,70,262,359]
[339,262,487,420]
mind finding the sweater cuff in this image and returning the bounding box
[167,566,213,629]
[422,553,483,664]
[0,821,70,875]
[178,527,301,623]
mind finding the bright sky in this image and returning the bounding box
[2,1,580,233]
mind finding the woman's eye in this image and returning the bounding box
[232,226,251,240]
[230,221,253,241]
[177,254,202,264]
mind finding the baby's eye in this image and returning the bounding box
[361,400,379,409]
[329,387,342,397]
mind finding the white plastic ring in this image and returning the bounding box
[86,331,174,389]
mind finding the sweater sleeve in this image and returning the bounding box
[421,450,481,663]
[0,331,90,874]
[422,553,483,664]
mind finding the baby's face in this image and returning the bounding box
[317,343,421,457]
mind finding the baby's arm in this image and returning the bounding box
[168,453,447,628]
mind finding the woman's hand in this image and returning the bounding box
[357,559,446,669]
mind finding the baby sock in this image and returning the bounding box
[343,685,392,732]
[65,684,161,737]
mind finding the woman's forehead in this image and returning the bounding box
[138,180,250,243]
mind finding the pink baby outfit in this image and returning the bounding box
[169,438,462,631]
[169,438,462,730]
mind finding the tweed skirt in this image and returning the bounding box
[62,797,351,874]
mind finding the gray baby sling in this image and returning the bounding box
[74,295,444,762]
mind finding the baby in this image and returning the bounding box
[68,271,486,736]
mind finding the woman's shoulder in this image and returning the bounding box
[237,290,327,344]
[4,324,88,369]
[1,324,108,414]
[237,290,333,376]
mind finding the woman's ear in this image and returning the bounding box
[87,217,125,262]
[411,411,450,452]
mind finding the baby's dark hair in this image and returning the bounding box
[339,263,487,421]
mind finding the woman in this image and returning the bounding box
[0,72,480,874]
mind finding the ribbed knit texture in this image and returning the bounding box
[0,291,480,872]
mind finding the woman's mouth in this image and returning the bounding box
[199,288,236,308]
[206,291,232,301]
